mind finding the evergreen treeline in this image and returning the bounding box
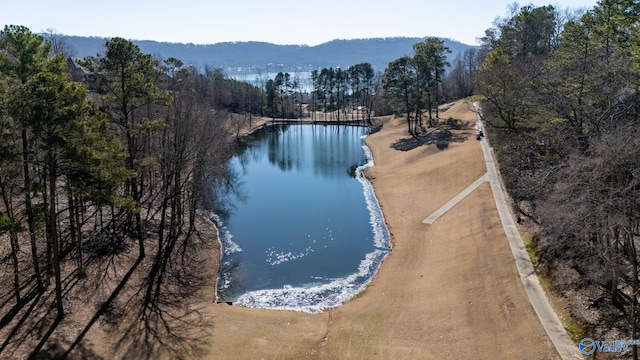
[0,25,270,358]
[259,64,384,122]
[475,0,640,348]
[308,63,380,122]
[0,25,236,317]
[381,37,479,135]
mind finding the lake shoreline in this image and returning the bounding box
[214,124,391,312]
[201,99,561,359]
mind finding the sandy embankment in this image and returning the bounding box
[204,99,560,359]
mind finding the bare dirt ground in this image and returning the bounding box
[201,99,560,359]
[0,101,562,359]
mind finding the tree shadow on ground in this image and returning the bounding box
[0,289,42,356]
[391,118,471,152]
[0,278,39,331]
[0,270,85,359]
[0,238,129,360]
[59,255,144,359]
[0,210,219,359]
[109,229,215,360]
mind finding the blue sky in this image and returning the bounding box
[2,0,600,46]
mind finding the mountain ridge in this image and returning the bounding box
[62,35,477,75]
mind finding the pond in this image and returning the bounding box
[214,124,390,313]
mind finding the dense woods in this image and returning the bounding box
[0,25,262,358]
[474,0,640,353]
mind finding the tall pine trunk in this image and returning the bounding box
[627,230,639,360]
[1,179,22,304]
[22,129,44,292]
[126,127,145,259]
[47,153,64,319]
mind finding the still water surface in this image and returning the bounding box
[215,125,390,313]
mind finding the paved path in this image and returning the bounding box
[478,118,582,359]
[422,172,489,224]
[423,105,582,359]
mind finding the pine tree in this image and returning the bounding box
[81,37,169,259]
[0,25,52,293]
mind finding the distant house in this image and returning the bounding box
[67,57,92,82]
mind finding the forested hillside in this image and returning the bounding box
[61,35,474,73]
[475,1,640,352]
[0,26,249,358]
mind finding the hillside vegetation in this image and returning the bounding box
[475,1,640,351]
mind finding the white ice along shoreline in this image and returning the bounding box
[214,133,392,313]
[357,136,392,251]
[200,211,242,302]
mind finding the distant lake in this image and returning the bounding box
[215,125,390,313]
[227,71,313,91]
